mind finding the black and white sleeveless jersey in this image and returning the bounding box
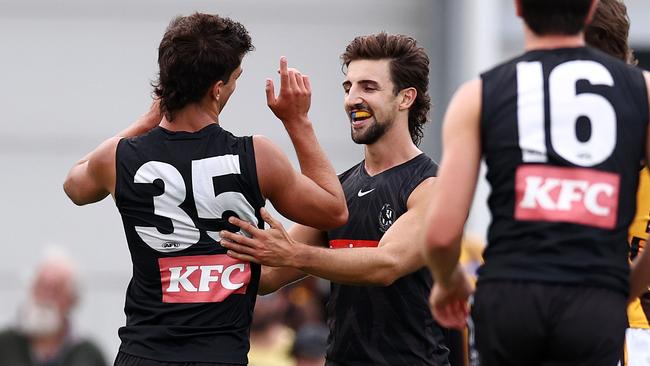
[325,154,449,366]
[114,124,264,363]
[479,47,649,294]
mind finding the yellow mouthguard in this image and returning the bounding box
[352,111,371,119]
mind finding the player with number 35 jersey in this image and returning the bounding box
[63,13,346,366]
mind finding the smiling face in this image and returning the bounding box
[343,59,401,145]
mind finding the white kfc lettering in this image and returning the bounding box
[167,264,246,293]
[584,183,614,216]
[159,254,251,303]
[222,264,245,290]
[519,177,613,216]
[514,165,620,229]
[198,265,224,292]
[167,266,199,292]
[519,177,560,210]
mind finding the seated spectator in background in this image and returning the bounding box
[291,324,328,366]
[0,250,107,366]
[248,292,295,366]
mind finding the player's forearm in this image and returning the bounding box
[423,234,463,287]
[284,118,346,208]
[259,266,307,295]
[294,245,399,286]
[630,245,650,300]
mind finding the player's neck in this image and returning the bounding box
[159,103,219,132]
[524,28,586,51]
[363,126,421,176]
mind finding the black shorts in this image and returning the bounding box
[114,352,244,366]
[470,281,627,366]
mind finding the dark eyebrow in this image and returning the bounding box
[342,80,380,89]
[359,80,380,88]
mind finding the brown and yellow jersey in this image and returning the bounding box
[628,168,650,329]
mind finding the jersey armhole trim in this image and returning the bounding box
[244,136,266,213]
[114,137,127,208]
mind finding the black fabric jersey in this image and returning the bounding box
[479,47,649,294]
[325,154,449,366]
[114,124,264,363]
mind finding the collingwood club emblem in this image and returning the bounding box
[378,203,394,232]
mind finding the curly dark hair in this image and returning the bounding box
[153,13,254,121]
[585,0,637,64]
[341,32,430,146]
[520,0,593,35]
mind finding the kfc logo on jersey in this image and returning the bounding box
[515,165,620,229]
[159,254,250,303]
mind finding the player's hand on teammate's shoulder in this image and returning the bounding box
[116,99,163,138]
[220,208,298,267]
[265,56,312,130]
[134,99,163,132]
[429,266,473,330]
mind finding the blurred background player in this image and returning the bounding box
[290,324,328,366]
[62,12,347,366]
[0,250,107,366]
[424,0,650,365]
[221,32,451,365]
[585,1,650,364]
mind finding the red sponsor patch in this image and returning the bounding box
[329,239,380,249]
[514,165,620,229]
[158,254,250,303]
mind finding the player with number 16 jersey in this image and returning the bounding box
[470,46,648,365]
[479,46,648,293]
[424,2,650,365]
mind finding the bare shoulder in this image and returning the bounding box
[444,78,483,136]
[252,135,288,168]
[452,78,482,110]
[252,134,281,154]
[252,134,292,198]
[406,176,436,210]
[89,136,121,173]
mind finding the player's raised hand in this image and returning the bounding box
[265,56,312,129]
[429,267,473,330]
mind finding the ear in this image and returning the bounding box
[398,87,417,111]
[211,80,224,102]
[514,0,523,18]
[584,0,599,25]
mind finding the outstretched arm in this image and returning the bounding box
[63,101,162,205]
[422,78,482,329]
[222,177,436,287]
[255,57,347,231]
[258,224,327,295]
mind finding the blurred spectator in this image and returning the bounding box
[283,277,327,330]
[0,250,107,366]
[459,234,485,284]
[248,291,295,366]
[290,324,328,366]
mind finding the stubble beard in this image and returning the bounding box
[351,120,387,145]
